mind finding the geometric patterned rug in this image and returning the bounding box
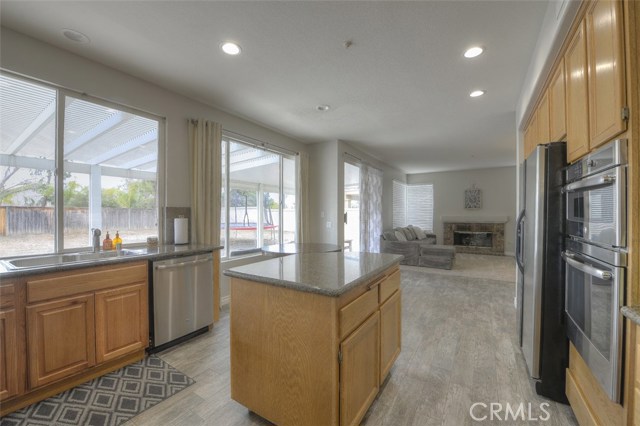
[0,355,195,426]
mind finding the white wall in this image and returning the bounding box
[407,166,517,255]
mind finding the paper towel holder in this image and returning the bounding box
[174,216,189,245]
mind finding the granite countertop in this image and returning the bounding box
[261,242,342,255]
[621,306,640,326]
[224,252,403,297]
[0,244,223,278]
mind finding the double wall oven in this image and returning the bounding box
[562,139,627,402]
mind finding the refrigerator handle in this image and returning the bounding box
[515,209,525,273]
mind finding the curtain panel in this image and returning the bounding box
[359,164,383,253]
[188,119,222,245]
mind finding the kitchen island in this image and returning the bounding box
[225,252,403,426]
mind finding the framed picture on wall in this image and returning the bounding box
[464,187,482,209]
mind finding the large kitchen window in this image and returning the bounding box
[392,181,434,231]
[221,133,296,258]
[0,73,161,257]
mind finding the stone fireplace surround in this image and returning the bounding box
[442,216,507,255]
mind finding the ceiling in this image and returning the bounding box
[0,1,548,174]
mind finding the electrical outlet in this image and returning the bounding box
[326,221,332,229]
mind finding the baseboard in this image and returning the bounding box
[221,295,231,306]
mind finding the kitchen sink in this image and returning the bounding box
[1,249,143,270]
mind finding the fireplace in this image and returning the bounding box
[453,231,493,248]
[443,217,506,255]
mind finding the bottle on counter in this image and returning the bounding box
[103,231,113,250]
[113,231,123,252]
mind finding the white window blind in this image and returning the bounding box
[392,181,434,231]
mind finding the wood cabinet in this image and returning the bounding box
[0,308,19,401]
[524,112,538,159]
[586,0,626,149]
[537,91,550,144]
[27,294,96,389]
[0,281,25,403]
[549,59,567,142]
[1,261,149,417]
[565,19,591,162]
[95,282,147,364]
[340,312,380,426]
[380,290,401,384]
[230,265,402,426]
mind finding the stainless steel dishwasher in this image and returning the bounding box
[150,253,214,352]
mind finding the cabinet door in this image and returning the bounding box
[340,311,380,426]
[549,58,567,141]
[565,20,590,162]
[380,290,401,384]
[0,309,18,401]
[95,283,148,363]
[587,0,626,149]
[27,294,95,389]
[537,92,550,144]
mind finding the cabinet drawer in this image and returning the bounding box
[340,286,378,340]
[379,269,400,303]
[27,262,147,303]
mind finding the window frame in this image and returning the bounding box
[0,71,165,256]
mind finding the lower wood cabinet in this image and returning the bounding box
[95,283,148,363]
[340,311,380,426]
[0,308,19,401]
[27,294,96,389]
[380,290,401,383]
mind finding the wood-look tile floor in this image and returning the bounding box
[128,264,577,426]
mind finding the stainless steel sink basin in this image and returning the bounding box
[1,249,143,270]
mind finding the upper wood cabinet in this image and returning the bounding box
[565,19,590,163]
[538,91,550,144]
[586,0,626,148]
[549,59,567,142]
[524,111,539,159]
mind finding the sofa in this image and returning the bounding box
[380,225,455,270]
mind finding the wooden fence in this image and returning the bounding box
[0,206,157,236]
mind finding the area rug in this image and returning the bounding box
[0,355,194,426]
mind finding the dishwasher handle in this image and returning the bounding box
[155,257,212,270]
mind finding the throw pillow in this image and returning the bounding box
[394,230,408,242]
[383,231,398,241]
[405,226,418,240]
[411,225,428,240]
[401,227,416,241]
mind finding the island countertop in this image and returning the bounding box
[224,251,403,296]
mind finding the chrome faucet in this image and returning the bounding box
[91,228,101,252]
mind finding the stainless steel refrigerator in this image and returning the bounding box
[516,142,568,403]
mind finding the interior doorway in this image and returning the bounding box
[344,162,360,252]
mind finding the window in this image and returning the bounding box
[392,181,434,232]
[221,134,296,258]
[0,73,161,257]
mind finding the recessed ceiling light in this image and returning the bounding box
[62,28,90,44]
[469,90,486,98]
[464,46,484,58]
[316,105,330,111]
[221,42,241,55]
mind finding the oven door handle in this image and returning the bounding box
[563,173,616,193]
[561,251,613,280]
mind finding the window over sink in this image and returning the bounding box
[0,73,163,257]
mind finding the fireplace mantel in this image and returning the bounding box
[441,216,509,224]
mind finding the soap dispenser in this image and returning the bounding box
[103,231,113,250]
[113,231,123,253]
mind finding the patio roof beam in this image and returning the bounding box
[88,129,157,165]
[119,153,156,170]
[64,111,127,156]
[5,99,56,155]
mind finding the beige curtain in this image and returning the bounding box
[296,151,310,243]
[188,119,222,245]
